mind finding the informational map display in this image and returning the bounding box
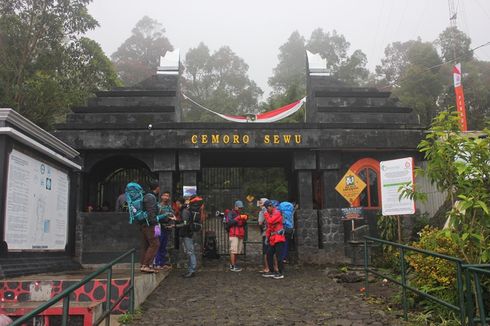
[4,150,70,250]
[380,157,415,216]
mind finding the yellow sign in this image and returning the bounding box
[335,170,367,205]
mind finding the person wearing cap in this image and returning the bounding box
[262,200,286,279]
[227,200,248,272]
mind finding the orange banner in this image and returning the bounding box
[453,63,468,131]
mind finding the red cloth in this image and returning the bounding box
[264,208,286,245]
[228,209,246,239]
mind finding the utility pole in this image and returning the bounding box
[448,0,458,61]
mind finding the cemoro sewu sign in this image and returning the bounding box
[190,133,302,145]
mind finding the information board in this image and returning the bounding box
[335,169,367,205]
[4,150,70,250]
[380,157,415,216]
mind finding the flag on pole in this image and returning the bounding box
[453,63,468,131]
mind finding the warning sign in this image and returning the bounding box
[335,170,367,205]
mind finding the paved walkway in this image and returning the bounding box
[130,261,404,326]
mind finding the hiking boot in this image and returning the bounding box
[273,273,284,279]
[182,271,195,278]
[262,271,276,278]
[230,265,242,272]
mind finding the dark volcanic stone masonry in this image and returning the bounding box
[130,261,404,326]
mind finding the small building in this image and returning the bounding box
[51,52,425,265]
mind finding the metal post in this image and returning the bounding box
[400,248,408,321]
[456,262,466,325]
[105,268,113,326]
[62,296,70,326]
[474,272,487,326]
[465,267,475,326]
[364,238,369,297]
[130,251,135,314]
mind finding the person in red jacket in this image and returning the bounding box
[227,200,248,272]
[262,200,286,279]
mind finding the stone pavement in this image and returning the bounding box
[129,260,404,326]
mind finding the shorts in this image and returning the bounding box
[229,236,244,254]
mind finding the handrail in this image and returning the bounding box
[363,236,466,324]
[463,265,490,326]
[11,249,136,326]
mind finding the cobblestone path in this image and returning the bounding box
[131,261,404,326]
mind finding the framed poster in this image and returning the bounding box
[380,157,415,216]
[4,150,70,251]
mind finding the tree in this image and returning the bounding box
[0,0,119,129]
[416,110,490,263]
[376,39,443,125]
[182,43,263,122]
[436,27,473,62]
[306,28,369,85]
[111,16,173,86]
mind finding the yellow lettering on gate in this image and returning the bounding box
[223,135,230,144]
[211,134,220,144]
[243,135,250,144]
[273,135,280,144]
[283,134,291,144]
[191,135,198,144]
[201,135,208,144]
[295,135,302,144]
[264,135,270,144]
[233,135,240,144]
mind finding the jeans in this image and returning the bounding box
[182,237,196,273]
[155,228,168,266]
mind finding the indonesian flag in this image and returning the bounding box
[453,63,468,131]
[184,94,306,123]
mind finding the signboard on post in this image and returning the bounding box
[380,157,415,216]
[335,170,366,205]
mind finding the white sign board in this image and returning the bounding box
[380,157,415,216]
[4,150,70,250]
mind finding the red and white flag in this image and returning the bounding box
[453,63,468,131]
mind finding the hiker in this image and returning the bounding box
[226,200,248,272]
[154,191,176,270]
[258,198,271,273]
[115,189,128,212]
[179,198,197,278]
[139,180,161,273]
[262,200,286,279]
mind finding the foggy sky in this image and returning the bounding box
[86,0,490,97]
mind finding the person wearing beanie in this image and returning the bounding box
[262,200,286,279]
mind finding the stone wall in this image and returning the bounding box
[295,209,350,265]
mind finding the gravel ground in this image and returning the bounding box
[130,259,405,326]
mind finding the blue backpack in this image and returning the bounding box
[125,182,148,224]
[278,201,295,230]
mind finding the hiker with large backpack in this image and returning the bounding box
[126,179,161,273]
[278,201,295,264]
[226,200,248,272]
[262,200,286,279]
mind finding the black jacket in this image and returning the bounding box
[142,192,158,225]
[179,207,193,238]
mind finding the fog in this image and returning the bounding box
[86,0,490,96]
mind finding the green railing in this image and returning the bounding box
[363,236,466,323]
[464,264,490,326]
[11,249,136,326]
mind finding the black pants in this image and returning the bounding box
[267,242,285,274]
